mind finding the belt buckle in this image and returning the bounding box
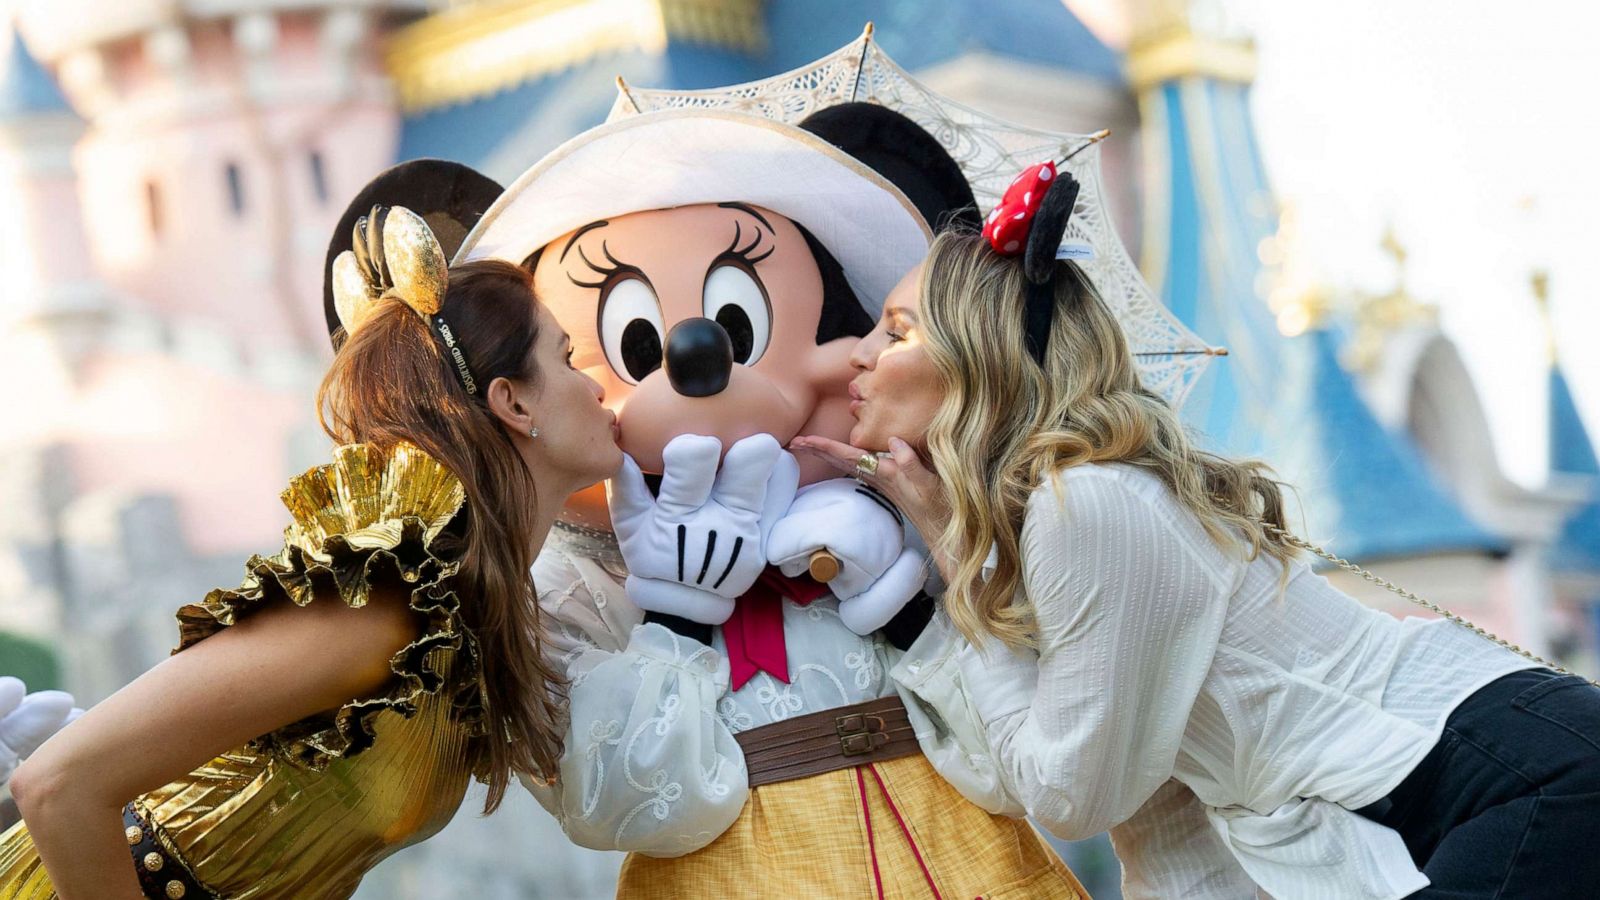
[836,712,887,757]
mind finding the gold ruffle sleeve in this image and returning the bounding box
[173,441,486,769]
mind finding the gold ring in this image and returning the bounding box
[855,453,880,477]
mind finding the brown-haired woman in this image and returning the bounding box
[796,205,1600,898]
[0,253,621,899]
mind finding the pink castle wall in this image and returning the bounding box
[12,7,405,556]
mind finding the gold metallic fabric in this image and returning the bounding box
[617,753,1088,899]
[1,443,484,899]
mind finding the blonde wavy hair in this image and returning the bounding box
[919,231,1297,649]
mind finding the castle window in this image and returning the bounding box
[225,161,246,216]
[308,150,329,204]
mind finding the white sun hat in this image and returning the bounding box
[454,108,932,318]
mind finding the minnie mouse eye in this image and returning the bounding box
[598,276,664,384]
[703,263,771,365]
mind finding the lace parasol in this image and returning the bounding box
[605,24,1223,407]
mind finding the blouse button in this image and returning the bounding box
[125,825,142,845]
[402,570,420,583]
[143,851,164,872]
[165,881,187,899]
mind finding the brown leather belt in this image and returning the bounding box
[734,695,921,788]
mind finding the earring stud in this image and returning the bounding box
[529,426,540,439]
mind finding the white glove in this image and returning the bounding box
[609,433,800,626]
[0,676,79,786]
[766,479,927,635]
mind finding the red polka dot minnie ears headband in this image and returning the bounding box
[982,157,1096,365]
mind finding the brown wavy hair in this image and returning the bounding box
[919,231,1297,650]
[318,259,565,812]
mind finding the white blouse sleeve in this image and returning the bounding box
[522,546,749,857]
[892,609,1035,816]
[1111,779,1259,899]
[977,470,1232,841]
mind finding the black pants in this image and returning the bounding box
[1353,668,1600,898]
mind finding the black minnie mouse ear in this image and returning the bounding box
[798,102,980,233]
[323,159,503,347]
[1022,168,1081,285]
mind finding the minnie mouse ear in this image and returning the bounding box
[323,159,503,346]
[1022,168,1081,285]
[798,102,979,233]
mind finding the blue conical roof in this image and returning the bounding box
[1,24,71,119]
[1138,40,1504,563]
[1549,364,1600,572]
[398,0,1120,170]
[762,0,1122,83]
[1283,328,1508,562]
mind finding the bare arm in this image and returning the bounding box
[10,588,420,899]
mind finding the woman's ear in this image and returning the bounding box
[484,375,534,437]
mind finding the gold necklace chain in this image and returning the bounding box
[1259,521,1599,688]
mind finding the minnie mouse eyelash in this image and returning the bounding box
[719,219,775,266]
[568,240,644,289]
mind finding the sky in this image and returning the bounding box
[1074,0,1600,486]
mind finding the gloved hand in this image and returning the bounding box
[766,478,927,635]
[609,433,800,625]
[0,676,80,786]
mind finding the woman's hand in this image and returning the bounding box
[11,587,420,899]
[788,435,958,584]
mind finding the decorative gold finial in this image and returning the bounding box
[1380,224,1408,282]
[863,21,875,40]
[615,74,639,113]
[1531,268,1557,365]
[1060,129,1112,164]
[1345,225,1437,372]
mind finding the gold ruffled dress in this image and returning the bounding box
[0,443,486,900]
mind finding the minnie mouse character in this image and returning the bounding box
[325,104,1086,898]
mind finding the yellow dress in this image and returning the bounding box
[0,443,486,900]
[618,753,1088,899]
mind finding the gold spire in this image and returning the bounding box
[1125,0,1256,92]
[1531,268,1557,366]
[1345,225,1438,373]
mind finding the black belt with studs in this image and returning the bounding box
[122,803,216,900]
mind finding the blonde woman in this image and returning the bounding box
[794,162,1600,899]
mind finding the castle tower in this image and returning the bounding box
[15,0,426,356]
[1125,2,1540,648]
[0,15,102,653]
[1125,0,1284,455]
[0,2,427,701]
[1539,273,1600,666]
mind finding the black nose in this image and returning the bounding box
[664,318,734,397]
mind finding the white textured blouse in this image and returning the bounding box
[522,529,905,857]
[892,463,1534,900]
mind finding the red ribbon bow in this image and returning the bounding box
[722,566,832,691]
[983,160,1057,257]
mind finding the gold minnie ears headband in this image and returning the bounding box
[330,205,478,395]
